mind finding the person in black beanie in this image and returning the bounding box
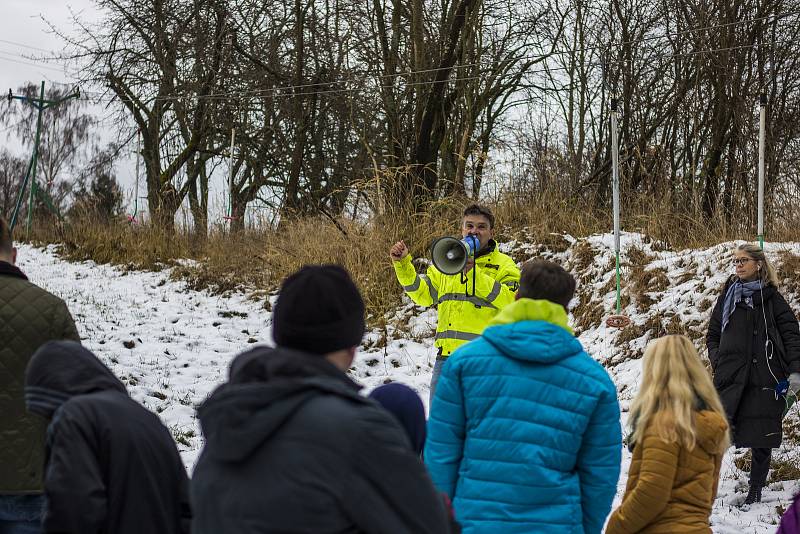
[192,264,452,534]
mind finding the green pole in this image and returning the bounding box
[26,81,46,237]
[615,251,622,314]
[7,82,80,234]
[9,156,34,231]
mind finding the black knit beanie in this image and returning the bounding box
[272,264,366,355]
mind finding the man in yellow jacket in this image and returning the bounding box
[390,204,520,401]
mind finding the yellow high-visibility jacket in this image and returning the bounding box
[393,241,521,357]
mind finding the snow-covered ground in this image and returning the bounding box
[15,234,800,532]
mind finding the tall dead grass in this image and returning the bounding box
[24,191,800,325]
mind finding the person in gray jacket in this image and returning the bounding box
[191,265,451,534]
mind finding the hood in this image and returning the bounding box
[198,346,362,463]
[482,299,582,363]
[694,410,729,455]
[25,341,127,419]
[368,383,425,456]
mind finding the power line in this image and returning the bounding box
[76,38,788,106]
[0,54,69,73]
[560,8,798,60]
[0,39,52,53]
[72,7,799,102]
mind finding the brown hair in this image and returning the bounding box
[518,260,576,308]
[0,216,12,255]
[462,203,495,229]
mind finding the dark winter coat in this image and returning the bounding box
[191,346,451,534]
[24,341,191,534]
[0,261,80,494]
[707,278,800,448]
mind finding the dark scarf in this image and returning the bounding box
[722,278,764,332]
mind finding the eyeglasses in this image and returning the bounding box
[732,258,756,266]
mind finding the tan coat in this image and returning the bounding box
[606,410,728,533]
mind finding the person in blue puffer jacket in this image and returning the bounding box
[425,259,622,534]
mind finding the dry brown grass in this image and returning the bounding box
[570,241,597,273]
[778,252,800,295]
[734,449,752,471]
[23,190,800,328]
[573,297,605,334]
[27,205,460,324]
[768,458,800,484]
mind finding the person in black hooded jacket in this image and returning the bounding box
[191,264,451,534]
[24,341,191,534]
[707,243,800,506]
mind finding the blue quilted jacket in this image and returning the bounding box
[425,299,622,534]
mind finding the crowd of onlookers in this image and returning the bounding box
[4,210,800,533]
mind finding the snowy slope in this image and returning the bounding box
[15,235,800,532]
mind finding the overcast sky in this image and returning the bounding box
[0,1,211,218]
[0,0,98,97]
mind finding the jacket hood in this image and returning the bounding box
[25,341,127,419]
[368,383,426,456]
[482,299,582,363]
[198,346,363,463]
[694,410,729,455]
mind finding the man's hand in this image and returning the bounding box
[463,257,475,274]
[390,240,409,262]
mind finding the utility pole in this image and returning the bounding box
[8,81,80,235]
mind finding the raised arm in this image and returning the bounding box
[392,241,439,307]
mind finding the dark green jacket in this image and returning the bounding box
[0,260,80,494]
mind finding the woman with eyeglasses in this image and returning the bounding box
[706,243,800,505]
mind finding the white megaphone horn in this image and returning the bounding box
[431,235,480,275]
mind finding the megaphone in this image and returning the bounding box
[431,235,480,275]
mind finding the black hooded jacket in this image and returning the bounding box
[191,346,451,534]
[24,341,191,534]
[707,279,800,447]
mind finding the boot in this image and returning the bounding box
[743,485,762,505]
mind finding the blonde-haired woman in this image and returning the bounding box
[606,335,730,533]
[706,243,800,505]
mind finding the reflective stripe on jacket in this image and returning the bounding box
[392,244,520,357]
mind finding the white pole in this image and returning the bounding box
[611,98,621,254]
[228,128,236,221]
[134,130,141,221]
[757,94,766,247]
